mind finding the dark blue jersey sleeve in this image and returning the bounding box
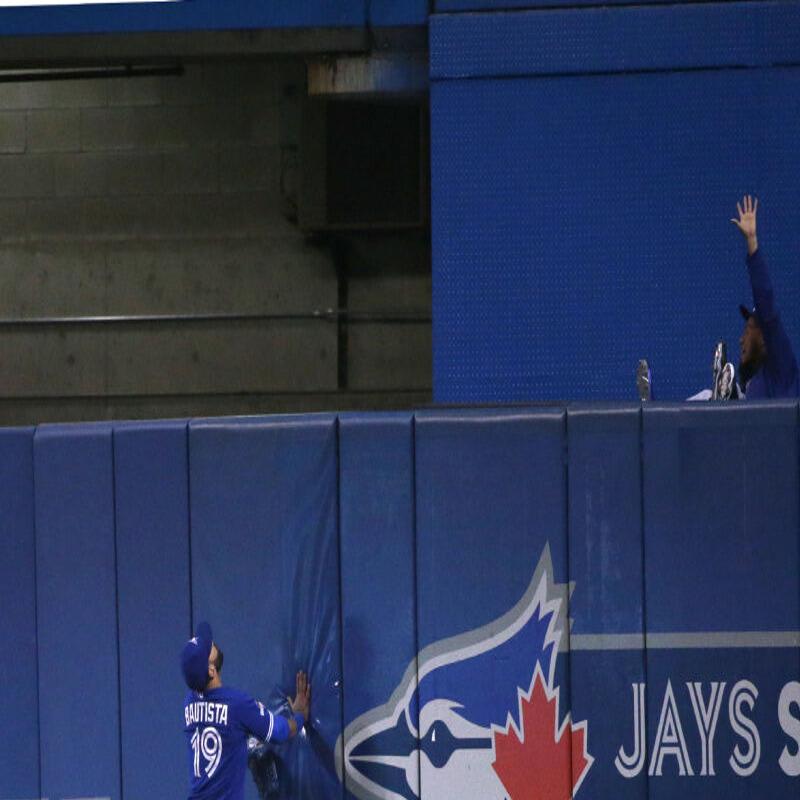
[747,249,799,389]
[237,695,292,743]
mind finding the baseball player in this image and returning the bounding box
[181,622,311,799]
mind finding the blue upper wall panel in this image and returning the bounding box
[430,0,800,404]
[369,0,429,27]
[430,2,800,78]
[436,0,783,12]
[0,0,364,37]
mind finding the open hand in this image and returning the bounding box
[731,195,758,255]
[289,670,311,722]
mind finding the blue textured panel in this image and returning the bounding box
[114,421,190,800]
[643,402,800,632]
[435,0,745,10]
[642,402,799,798]
[369,0,429,26]
[0,0,363,36]
[414,408,571,800]
[189,415,343,800]
[0,428,38,799]
[567,405,646,798]
[338,413,418,800]
[35,423,120,800]
[430,3,800,78]
[431,67,800,402]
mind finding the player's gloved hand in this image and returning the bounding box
[289,670,311,723]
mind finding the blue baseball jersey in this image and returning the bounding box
[183,686,291,800]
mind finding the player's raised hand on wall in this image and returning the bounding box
[731,195,759,255]
[289,670,311,723]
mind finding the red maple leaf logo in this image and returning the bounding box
[491,665,592,799]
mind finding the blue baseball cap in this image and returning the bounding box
[181,621,213,692]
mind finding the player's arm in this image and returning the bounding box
[239,671,311,744]
[731,196,797,383]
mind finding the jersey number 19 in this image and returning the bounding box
[191,726,223,778]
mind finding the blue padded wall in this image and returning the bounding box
[338,413,418,800]
[34,423,120,800]
[567,405,647,799]
[114,420,191,800]
[414,408,571,799]
[0,428,38,799]
[430,2,800,403]
[2,405,799,799]
[189,415,343,800]
[642,402,800,797]
[369,0,429,26]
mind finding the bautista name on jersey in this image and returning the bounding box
[185,700,229,727]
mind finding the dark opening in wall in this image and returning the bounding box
[301,96,429,231]
[326,100,423,226]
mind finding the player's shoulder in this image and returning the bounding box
[213,685,252,706]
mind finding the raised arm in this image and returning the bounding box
[731,196,797,387]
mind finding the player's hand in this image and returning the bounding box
[289,670,311,723]
[731,195,758,255]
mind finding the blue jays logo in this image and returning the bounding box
[335,545,593,800]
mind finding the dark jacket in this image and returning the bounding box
[742,248,800,399]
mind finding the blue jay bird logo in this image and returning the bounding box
[335,544,593,800]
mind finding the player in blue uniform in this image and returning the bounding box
[181,622,311,800]
[731,195,800,398]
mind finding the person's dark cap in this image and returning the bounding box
[181,621,213,692]
[739,304,759,323]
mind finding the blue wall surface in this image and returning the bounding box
[0,0,429,36]
[1,404,799,800]
[430,1,800,402]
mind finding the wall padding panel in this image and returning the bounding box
[189,414,343,800]
[34,423,120,800]
[338,413,418,800]
[114,420,191,800]
[642,402,800,797]
[567,404,647,799]
[414,408,571,800]
[0,428,38,799]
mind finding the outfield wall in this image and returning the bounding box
[2,403,799,799]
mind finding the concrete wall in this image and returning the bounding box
[0,58,431,424]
